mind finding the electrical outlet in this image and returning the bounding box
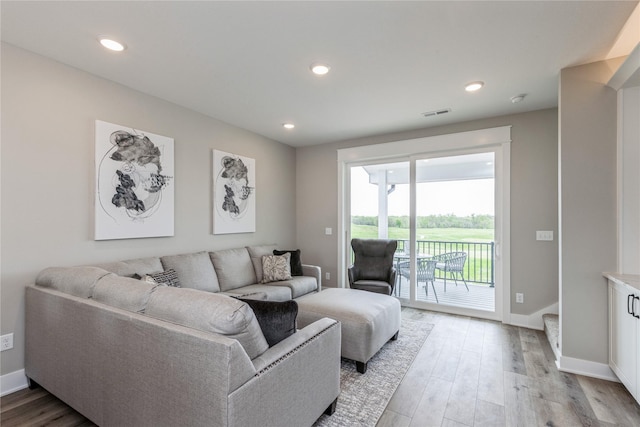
[516,293,524,304]
[325,272,330,281]
[1,333,14,351]
[536,230,554,241]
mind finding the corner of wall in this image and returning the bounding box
[557,355,619,382]
[0,369,28,397]
[508,301,558,330]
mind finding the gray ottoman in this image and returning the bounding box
[296,288,401,373]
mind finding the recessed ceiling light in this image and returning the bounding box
[99,37,126,52]
[511,94,526,103]
[282,123,295,129]
[310,63,331,76]
[465,81,484,92]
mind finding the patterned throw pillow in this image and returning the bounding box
[261,253,292,283]
[143,269,181,288]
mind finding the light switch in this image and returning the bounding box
[536,231,553,241]
[325,228,332,235]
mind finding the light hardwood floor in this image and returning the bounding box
[378,308,640,427]
[2,308,640,426]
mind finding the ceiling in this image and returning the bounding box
[365,152,495,185]
[1,1,638,147]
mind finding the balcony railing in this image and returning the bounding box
[395,239,494,287]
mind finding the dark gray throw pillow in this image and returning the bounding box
[273,249,303,276]
[238,298,298,347]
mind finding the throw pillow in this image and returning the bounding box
[143,269,181,288]
[238,298,298,347]
[261,253,292,283]
[273,249,303,276]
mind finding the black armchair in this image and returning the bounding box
[348,239,397,295]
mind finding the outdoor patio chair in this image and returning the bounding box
[417,258,439,303]
[396,259,410,296]
[396,257,438,302]
[348,238,397,295]
[433,252,468,292]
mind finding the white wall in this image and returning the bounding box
[619,86,640,274]
[0,44,297,376]
[558,58,623,366]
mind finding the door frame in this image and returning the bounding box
[337,126,511,322]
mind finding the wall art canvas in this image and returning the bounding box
[213,150,256,234]
[95,120,174,240]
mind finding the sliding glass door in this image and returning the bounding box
[410,151,495,313]
[347,147,503,320]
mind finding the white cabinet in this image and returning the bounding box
[608,275,640,403]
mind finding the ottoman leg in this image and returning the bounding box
[391,330,399,341]
[356,361,368,374]
[324,397,338,415]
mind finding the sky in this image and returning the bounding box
[351,166,495,216]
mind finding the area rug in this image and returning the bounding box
[314,318,434,427]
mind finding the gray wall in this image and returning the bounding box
[296,109,559,316]
[559,58,621,363]
[0,44,297,376]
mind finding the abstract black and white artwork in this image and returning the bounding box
[213,150,255,234]
[95,120,174,240]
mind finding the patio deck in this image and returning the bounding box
[394,276,495,312]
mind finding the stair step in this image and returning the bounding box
[542,313,560,361]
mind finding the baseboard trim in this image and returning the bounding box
[557,355,620,382]
[0,369,29,397]
[508,302,559,330]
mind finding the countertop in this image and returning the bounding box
[604,272,640,291]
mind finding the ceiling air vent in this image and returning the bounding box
[422,108,451,118]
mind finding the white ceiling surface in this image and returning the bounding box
[1,1,638,147]
[364,152,495,184]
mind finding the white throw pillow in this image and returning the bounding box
[261,253,292,283]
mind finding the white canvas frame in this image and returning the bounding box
[94,120,174,240]
[213,150,256,234]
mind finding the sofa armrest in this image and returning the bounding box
[302,264,322,292]
[251,317,336,372]
[229,317,341,427]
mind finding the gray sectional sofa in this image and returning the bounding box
[25,245,341,427]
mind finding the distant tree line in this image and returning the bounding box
[351,214,494,229]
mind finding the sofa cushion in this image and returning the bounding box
[246,244,277,283]
[91,261,136,277]
[238,299,298,347]
[161,252,220,292]
[144,269,181,288]
[268,276,318,299]
[273,249,303,276]
[145,287,268,359]
[35,266,111,298]
[210,248,257,291]
[261,253,292,283]
[92,257,163,277]
[222,284,293,302]
[92,274,165,313]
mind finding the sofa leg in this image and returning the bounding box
[27,377,40,390]
[356,361,368,374]
[391,331,399,341]
[324,397,338,415]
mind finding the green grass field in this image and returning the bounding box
[351,224,494,242]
